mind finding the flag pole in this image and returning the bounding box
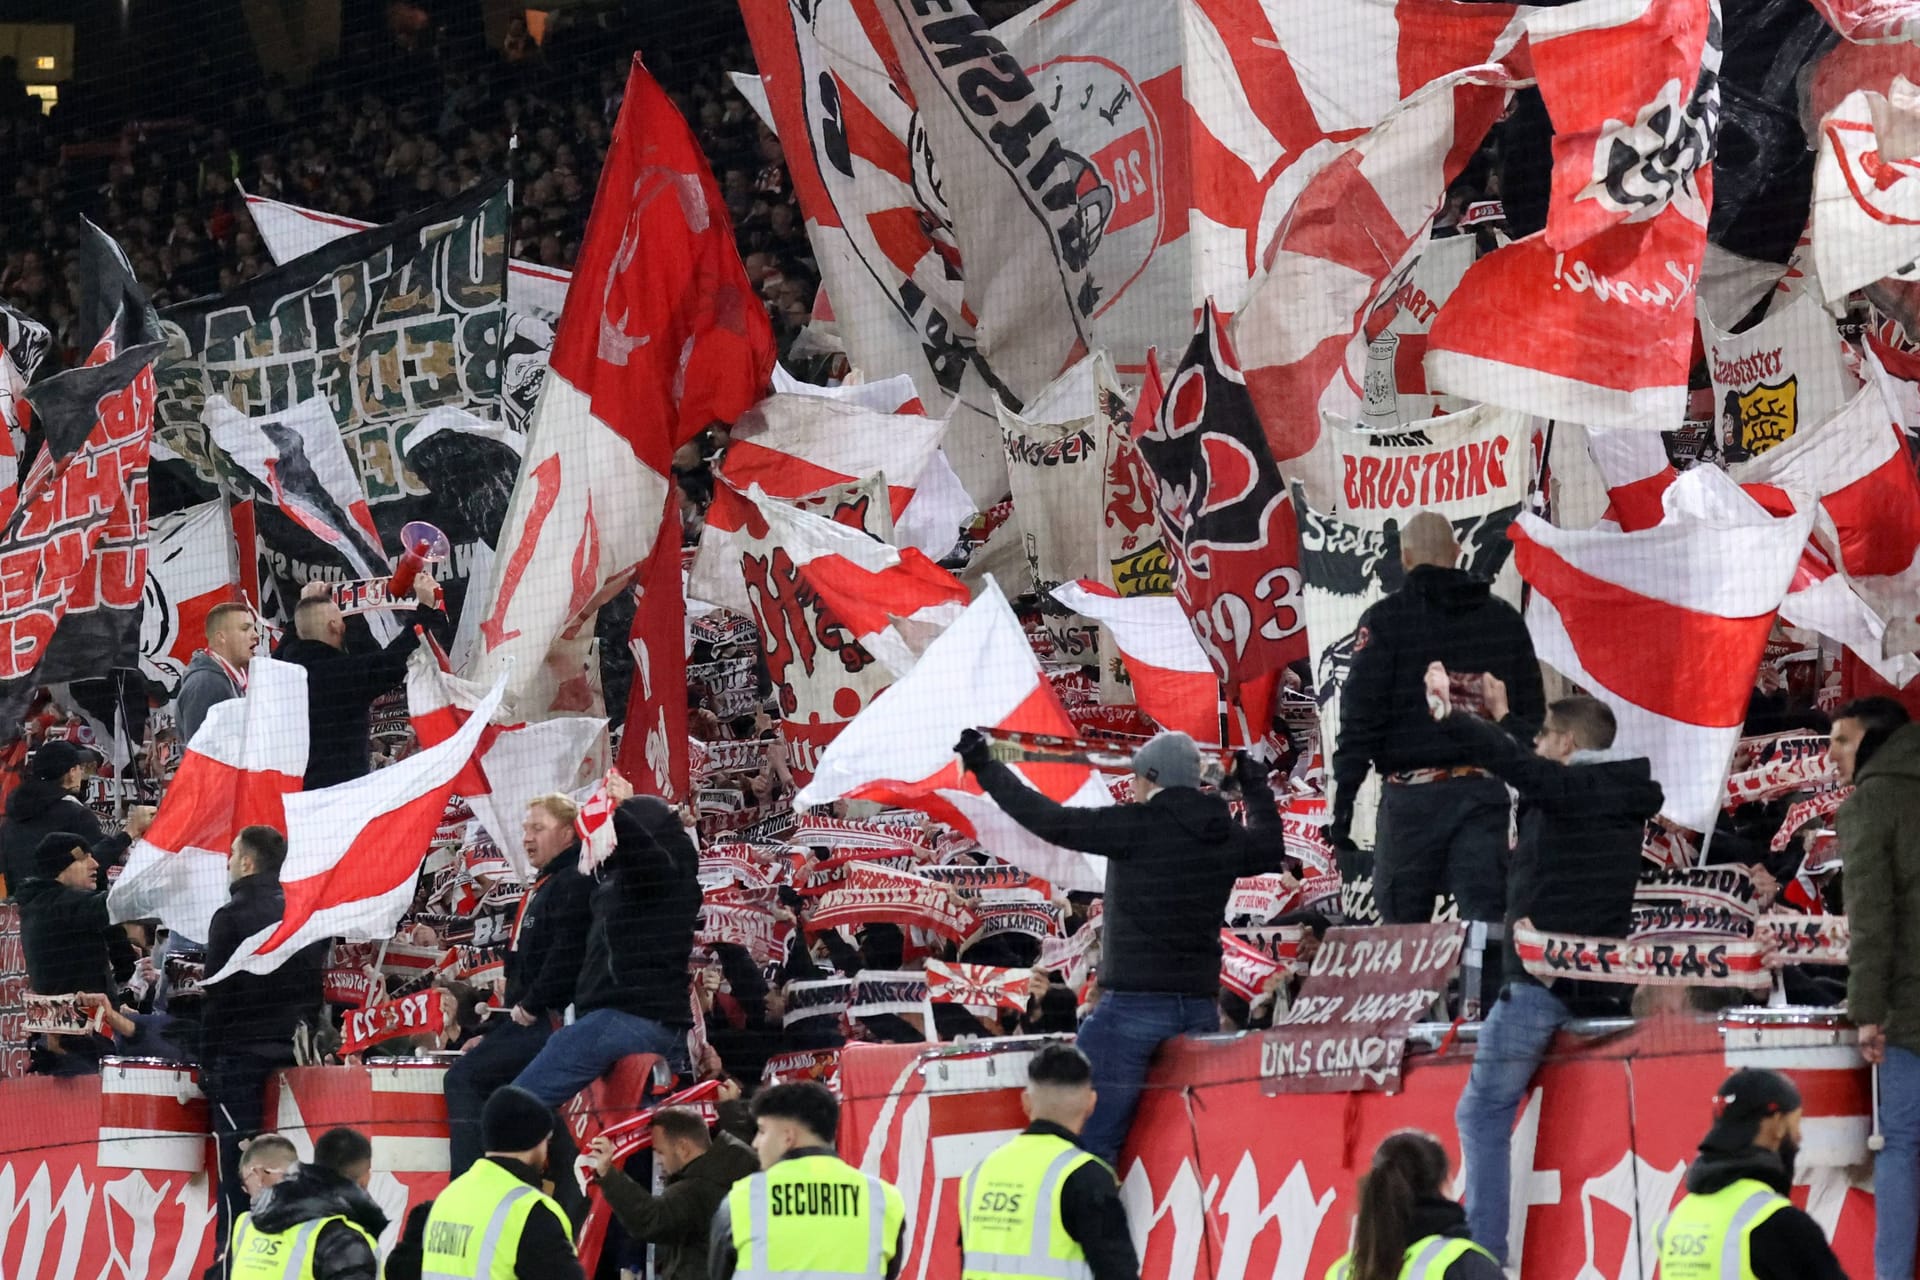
[1218,682,1231,753]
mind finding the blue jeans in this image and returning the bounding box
[1455,982,1570,1265]
[1075,991,1218,1165]
[1878,1044,1920,1280]
[511,1008,688,1109]
[445,1016,553,1174]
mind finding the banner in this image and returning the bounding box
[341,990,445,1055]
[1725,733,1834,808]
[1705,291,1855,463]
[925,961,1028,1014]
[997,354,1126,666]
[1220,929,1295,1002]
[155,181,510,620]
[139,500,239,696]
[1295,405,1529,846]
[1761,913,1850,965]
[1631,866,1757,939]
[1260,922,1464,1093]
[1514,920,1772,990]
[5,222,165,705]
[783,977,853,1027]
[697,904,793,968]
[1138,304,1306,691]
[806,864,981,943]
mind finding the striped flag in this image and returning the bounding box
[1510,466,1814,832]
[925,961,1030,1015]
[203,673,504,981]
[796,581,1112,892]
[107,656,308,940]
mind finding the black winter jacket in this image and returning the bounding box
[246,1163,390,1280]
[971,761,1285,996]
[599,1131,760,1280]
[2,779,111,896]
[1331,566,1544,838]
[575,797,702,1026]
[16,876,115,995]
[502,840,593,1018]
[1678,1145,1848,1280]
[276,603,449,788]
[1441,714,1664,1012]
[201,874,328,1056]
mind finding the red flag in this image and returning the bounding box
[477,57,774,748]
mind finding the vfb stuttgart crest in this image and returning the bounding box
[1725,377,1797,459]
[1024,58,1160,314]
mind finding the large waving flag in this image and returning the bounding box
[204,672,505,981]
[474,58,774,796]
[405,646,606,883]
[797,580,1111,892]
[108,657,309,940]
[1511,467,1813,832]
[1231,66,1510,462]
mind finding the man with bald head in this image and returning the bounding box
[1329,512,1543,977]
[277,575,449,788]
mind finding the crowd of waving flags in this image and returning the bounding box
[6,0,1920,976]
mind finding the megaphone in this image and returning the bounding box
[389,520,452,598]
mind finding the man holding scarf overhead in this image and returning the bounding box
[955,728,1283,1164]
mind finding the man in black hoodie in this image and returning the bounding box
[2,739,150,895]
[202,825,329,1264]
[1329,513,1543,938]
[512,779,702,1107]
[1655,1069,1848,1280]
[956,729,1283,1164]
[276,575,449,788]
[228,1126,387,1280]
[17,833,119,1075]
[444,794,594,1174]
[1433,670,1664,1266]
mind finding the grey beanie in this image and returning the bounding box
[1131,731,1202,790]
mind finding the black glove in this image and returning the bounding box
[954,728,994,772]
[1326,811,1356,854]
[1231,750,1269,792]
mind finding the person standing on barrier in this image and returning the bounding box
[1654,1070,1847,1280]
[1437,672,1663,1266]
[1328,513,1543,1005]
[445,794,593,1175]
[228,1127,386,1280]
[958,1043,1138,1280]
[1832,696,1920,1280]
[709,1082,905,1280]
[421,1085,585,1280]
[1325,1130,1500,1280]
[955,728,1283,1165]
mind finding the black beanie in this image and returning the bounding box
[32,832,88,880]
[482,1085,554,1152]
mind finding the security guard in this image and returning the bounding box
[228,1127,385,1280]
[1325,1130,1498,1280]
[959,1044,1137,1280]
[709,1081,905,1280]
[1655,1070,1847,1280]
[420,1085,584,1279]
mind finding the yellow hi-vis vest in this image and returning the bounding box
[958,1132,1106,1280]
[230,1211,377,1280]
[1655,1178,1790,1280]
[421,1156,574,1280]
[1325,1235,1499,1280]
[728,1152,905,1280]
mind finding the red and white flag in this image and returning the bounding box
[796,580,1113,892]
[720,393,952,531]
[108,656,309,940]
[138,499,242,696]
[1510,466,1814,832]
[925,960,1029,1015]
[406,646,605,882]
[1731,380,1920,659]
[1427,0,1721,429]
[1232,66,1510,463]
[203,673,505,981]
[1050,580,1263,745]
[1220,929,1298,1002]
[1813,78,1920,303]
[341,989,447,1056]
[474,59,773,794]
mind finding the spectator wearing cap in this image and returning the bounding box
[419,1086,584,1280]
[1654,1069,1846,1280]
[956,729,1284,1164]
[18,833,115,1000]
[2,738,111,895]
[1831,695,1920,1278]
